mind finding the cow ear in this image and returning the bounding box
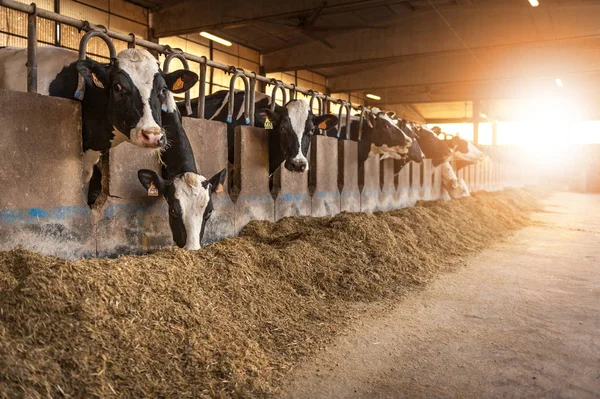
[138,169,166,196]
[206,168,227,194]
[76,59,110,89]
[313,114,338,130]
[165,70,199,94]
[256,108,278,128]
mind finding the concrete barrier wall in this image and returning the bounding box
[360,155,380,213]
[274,167,311,220]
[339,140,360,213]
[183,117,235,243]
[0,90,510,258]
[233,125,274,233]
[0,90,95,258]
[395,163,412,208]
[310,135,341,217]
[378,159,396,211]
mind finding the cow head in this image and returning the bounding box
[397,119,424,163]
[257,100,338,172]
[137,168,227,250]
[414,126,452,167]
[76,48,198,149]
[439,161,470,199]
[369,111,412,148]
[446,135,486,163]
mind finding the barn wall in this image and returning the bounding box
[0,0,148,60]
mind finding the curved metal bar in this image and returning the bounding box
[74,30,117,101]
[248,72,257,126]
[336,100,352,139]
[227,68,251,124]
[357,106,369,141]
[27,2,37,93]
[270,80,287,111]
[197,56,207,119]
[289,83,297,101]
[163,53,192,116]
[127,33,136,49]
[308,90,323,115]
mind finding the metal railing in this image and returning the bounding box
[1,0,375,135]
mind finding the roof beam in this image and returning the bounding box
[262,1,600,72]
[151,0,409,38]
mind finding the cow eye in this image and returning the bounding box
[113,83,122,93]
[280,126,285,132]
[169,207,178,218]
[160,87,168,95]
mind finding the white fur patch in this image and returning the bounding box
[369,143,408,159]
[82,150,102,184]
[449,141,486,163]
[116,49,162,143]
[173,172,210,250]
[286,100,310,167]
[439,161,469,199]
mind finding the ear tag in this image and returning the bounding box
[91,73,104,89]
[147,183,159,197]
[318,121,328,129]
[216,183,224,193]
[161,104,168,112]
[172,77,184,91]
[264,117,273,130]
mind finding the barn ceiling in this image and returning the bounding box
[141,0,600,121]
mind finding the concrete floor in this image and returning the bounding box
[279,192,600,399]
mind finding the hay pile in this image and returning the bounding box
[0,190,538,398]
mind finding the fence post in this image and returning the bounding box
[27,2,37,93]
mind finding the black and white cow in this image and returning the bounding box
[138,110,226,250]
[181,91,338,173]
[324,109,413,167]
[414,126,469,199]
[432,128,486,165]
[394,118,424,173]
[0,46,198,202]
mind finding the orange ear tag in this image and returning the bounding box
[264,117,273,130]
[215,183,224,193]
[91,73,104,88]
[317,121,328,129]
[147,183,159,197]
[172,77,184,91]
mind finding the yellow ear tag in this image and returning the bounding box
[318,121,328,129]
[216,183,224,193]
[172,77,184,91]
[91,73,104,89]
[147,183,159,197]
[264,117,273,130]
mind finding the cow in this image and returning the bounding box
[413,126,469,199]
[394,118,424,173]
[0,46,198,203]
[322,109,413,168]
[137,110,226,250]
[180,91,338,173]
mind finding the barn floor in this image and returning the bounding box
[278,191,600,399]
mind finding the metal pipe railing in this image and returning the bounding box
[26,2,36,93]
[227,68,250,124]
[2,0,375,134]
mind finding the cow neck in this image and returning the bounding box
[48,61,113,153]
[160,111,197,180]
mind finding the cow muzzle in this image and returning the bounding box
[285,158,308,172]
[139,127,165,148]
